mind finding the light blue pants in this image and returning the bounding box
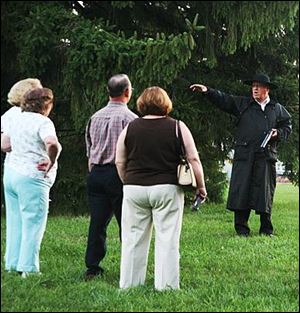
[3,166,51,273]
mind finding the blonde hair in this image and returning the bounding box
[7,78,42,106]
[137,86,173,116]
[21,88,54,115]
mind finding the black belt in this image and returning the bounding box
[94,163,115,167]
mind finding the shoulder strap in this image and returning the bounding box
[176,120,186,157]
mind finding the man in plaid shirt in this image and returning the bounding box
[84,74,137,281]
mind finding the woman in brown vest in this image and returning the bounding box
[116,86,207,290]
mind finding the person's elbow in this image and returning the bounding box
[1,135,12,152]
[1,145,11,153]
[115,161,126,183]
[44,137,60,150]
[115,160,125,173]
[44,137,61,164]
[187,155,200,164]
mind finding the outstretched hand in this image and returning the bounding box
[190,84,208,93]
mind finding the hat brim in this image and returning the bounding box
[243,80,277,89]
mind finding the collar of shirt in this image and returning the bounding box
[255,96,270,111]
[107,101,128,108]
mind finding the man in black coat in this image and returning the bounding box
[190,74,292,237]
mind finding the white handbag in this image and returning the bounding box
[177,159,197,188]
[176,120,197,188]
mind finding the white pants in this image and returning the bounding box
[120,184,184,290]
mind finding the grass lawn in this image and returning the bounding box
[1,183,299,312]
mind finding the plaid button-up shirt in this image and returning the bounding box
[86,101,137,165]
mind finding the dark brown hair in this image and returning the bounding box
[21,88,54,115]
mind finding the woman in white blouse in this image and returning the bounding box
[1,87,61,278]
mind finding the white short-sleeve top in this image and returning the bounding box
[5,111,60,185]
[1,106,22,133]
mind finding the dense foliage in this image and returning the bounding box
[1,1,299,214]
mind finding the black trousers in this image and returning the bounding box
[234,210,273,235]
[85,164,123,274]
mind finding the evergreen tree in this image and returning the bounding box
[1,1,298,214]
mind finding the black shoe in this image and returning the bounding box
[84,268,104,281]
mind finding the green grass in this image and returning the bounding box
[1,184,299,312]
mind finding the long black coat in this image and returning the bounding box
[205,88,292,213]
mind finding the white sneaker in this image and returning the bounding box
[21,272,28,278]
[21,272,42,278]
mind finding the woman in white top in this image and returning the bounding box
[1,87,61,277]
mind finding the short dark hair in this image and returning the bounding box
[107,74,131,97]
[21,88,53,114]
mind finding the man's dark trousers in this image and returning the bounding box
[234,210,273,236]
[85,164,123,275]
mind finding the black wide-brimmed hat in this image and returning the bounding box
[243,73,278,89]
